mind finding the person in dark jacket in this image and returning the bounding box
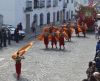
[95,57,100,72]
[96,40,100,52]
[0,29,3,47]
[17,23,23,30]
[2,29,7,47]
[14,28,19,43]
[7,30,11,45]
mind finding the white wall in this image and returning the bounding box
[0,0,15,26]
[30,0,64,26]
[65,0,75,19]
[15,0,26,29]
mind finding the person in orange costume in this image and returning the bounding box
[59,30,65,50]
[51,30,57,49]
[15,52,25,80]
[44,32,49,49]
[66,26,72,42]
[81,22,87,37]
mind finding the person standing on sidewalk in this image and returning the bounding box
[14,27,19,43]
[7,30,11,45]
[0,29,3,47]
[31,21,36,38]
[2,29,7,47]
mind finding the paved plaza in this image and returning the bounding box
[0,32,98,81]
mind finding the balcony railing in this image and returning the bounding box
[47,0,51,8]
[63,3,67,8]
[24,1,33,12]
[40,1,45,8]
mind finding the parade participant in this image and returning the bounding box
[51,30,57,49]
[74,23,79,37]
[81,22,87,37]
[15,52,25,80]
[59,30,65,50]
[66,25,72,42]
[49,25,54,34]
[44,32,49,49]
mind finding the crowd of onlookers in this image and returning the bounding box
[0,23,23,48]
[82,40,100,81]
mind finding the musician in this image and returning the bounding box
[44,32,49,49]
[15,52,25,80]
[51,31,57,49]
[59,30,65,50]
[81,22,87,37]
[66,25,72,42]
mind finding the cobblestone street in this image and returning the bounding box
[0,33,98,81]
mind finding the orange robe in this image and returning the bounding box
[59,33,65,46]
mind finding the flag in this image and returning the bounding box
[88,0,94,7]
[12,41,34,60]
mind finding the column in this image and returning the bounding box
[45,0,47,8]
[51,0,53,7]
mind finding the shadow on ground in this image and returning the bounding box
[40,48,71,53]
[13,73,30,81]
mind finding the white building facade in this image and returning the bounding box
[0,0,75,32]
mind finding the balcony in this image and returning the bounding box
[34,0,39,9]
[63,3,67,8]
[24,1,33,12]
[47,0,51,8]
[40,1,45,8]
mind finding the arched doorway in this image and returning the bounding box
[47,12,50,24]
[40,13,44,26]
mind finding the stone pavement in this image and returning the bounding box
[0,33,98,81]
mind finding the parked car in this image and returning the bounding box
[2,25,25,40]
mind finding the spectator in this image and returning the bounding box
[17,22,23,30]
[95,57,100,72]
[96,40,100,52]
[0,29,3,47]
[95,25,99,39]
[7,30,11,45]
[14,28,19,43]
[2,29,7,47]
[89,75,97,81]
[31,21,36,37]
[31,21,36,33]
[98,27,100,39]
[86,61,96,80]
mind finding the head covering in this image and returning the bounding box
[93,72,100,80]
